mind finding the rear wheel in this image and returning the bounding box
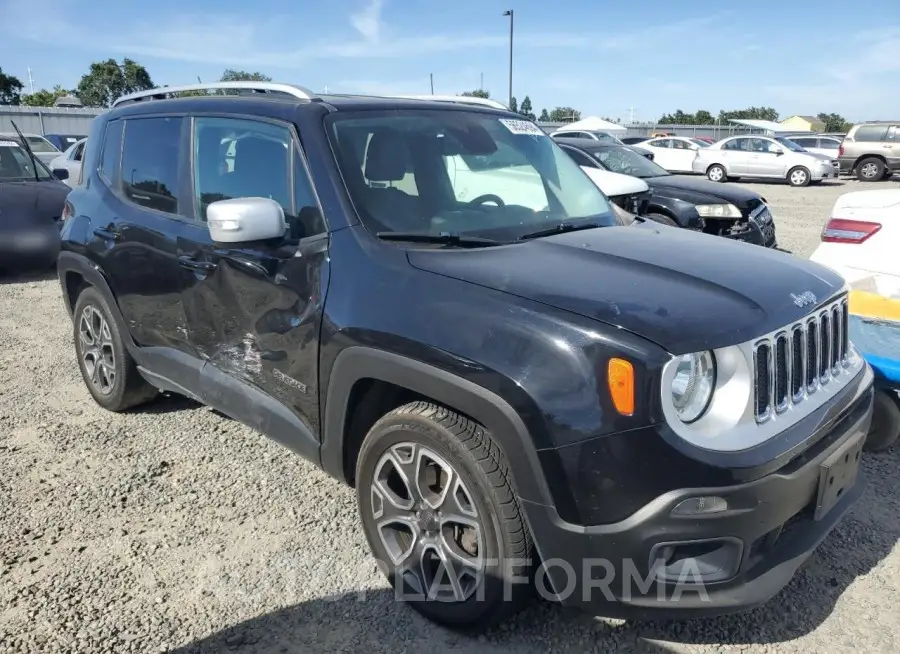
[706,164,727,183]
[865,390,900,452]
[356,402,534,631]
[856,157,885,181]
[788,166,811,187]
[73,287,157,411]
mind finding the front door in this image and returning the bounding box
[178,115,329,459]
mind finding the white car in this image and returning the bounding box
[48,138,87,188]
[550,129,623,144]
[0,132,60,165]
[634,136,707,173]
[785,134,843,159]
[809,188,900,451]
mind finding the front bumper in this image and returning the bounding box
[522,369,873,619]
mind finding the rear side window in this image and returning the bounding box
[99,120,124,183]
[852,125,889,142]
[121,117,183,214]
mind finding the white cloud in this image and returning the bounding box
[350,0,384,44]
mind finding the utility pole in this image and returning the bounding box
[502,10,514,108]
[430,73,434,94]
[629,104,636,124]
[27,67,35,94]
[480,72,484,91]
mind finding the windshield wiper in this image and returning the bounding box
[518,221,604,241]
[376,231,508,247]
[10,120,40,183]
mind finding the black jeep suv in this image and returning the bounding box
[57,82,874,631]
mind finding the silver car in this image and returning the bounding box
[692,135,840,187]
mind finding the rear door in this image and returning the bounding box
[719,137,749,174]
[176,115,329,459]
[645,139,674,170]
[669,138,698,173]
[87,115,197,367]
[885,126,900,171]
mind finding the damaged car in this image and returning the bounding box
[58,83,871,632]
[557,138,777,247]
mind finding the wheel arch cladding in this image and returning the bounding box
[321,346,555,506]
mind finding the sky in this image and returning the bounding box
[1,0,898,122]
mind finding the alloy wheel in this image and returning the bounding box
[78,306,116,395]
[861,162,878,179]
[370,442,485,603]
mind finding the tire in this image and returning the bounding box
[356,401,534,631]
[788,166,811,187]
[856,157,885,182]
[647,213,679,227]
[865,389,900,452]
[72,286,158,411]
[706,164,727,183]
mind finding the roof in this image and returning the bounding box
[727,119,796,133]
[782,115,825,123]
[555,116,627,133]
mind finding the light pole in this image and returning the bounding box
[503,9,513,109]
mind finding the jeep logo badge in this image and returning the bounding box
[791,291,817,308]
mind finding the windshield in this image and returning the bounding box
[775,137,807,152]
[591,145,670,178]
[328,110,614,242]
[0,143,53,180]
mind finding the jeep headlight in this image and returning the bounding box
[696,203,741,218]
[670,351,716,423]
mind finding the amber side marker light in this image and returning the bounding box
[608,358,635,416]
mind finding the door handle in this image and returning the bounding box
[178,256,218,272]
[93,227,121,242]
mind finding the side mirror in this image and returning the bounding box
[207,197,287,243]
[772,148,784,155]
[53,168,69,181]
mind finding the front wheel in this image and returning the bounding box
[865,389,900,452]
[356,402,534,631]
[706,164,727,183]
[788,166,811,187]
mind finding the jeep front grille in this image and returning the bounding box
[753,297,850,422]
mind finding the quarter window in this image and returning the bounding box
[120,117,182,214]
[99,120,124,183]
[192,117,325,238]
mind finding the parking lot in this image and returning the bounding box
[1,178,897,654]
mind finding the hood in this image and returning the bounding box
[581,166,649,196]
[407,223,845,354]
[0,180,71,227]
[802,151,836,163]
[833,188,900,213]
[645,174,763,209]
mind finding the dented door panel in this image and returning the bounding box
[179,230,329,444]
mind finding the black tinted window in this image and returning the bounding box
[121,117,182,214]
[853,125,889,142]
[722,139,744,151]
[562,146,596,168]
[99,120,123,182]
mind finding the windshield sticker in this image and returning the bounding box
[0,140,21,147]
[498,119,545,136]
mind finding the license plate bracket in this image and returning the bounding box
[814,431,865,521]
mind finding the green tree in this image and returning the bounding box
[717,106,779,123]
[817,112,852,133]
[21,85,73,107]
[461,89,490,98]
[549,106,581,122]
[0,67,24,104]
[538,108,550,122]
[220,69,272,82]
[76,58,154,108]
[509,96,518,112]
[519,96,535,121]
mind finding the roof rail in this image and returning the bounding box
[387,94,509,110]
[113,82,318,108]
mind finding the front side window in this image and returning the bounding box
[328,110,613,241]
[121,117,182,214]
[192,117,325,238]
[72,142,85,162]
[0,144,53,181]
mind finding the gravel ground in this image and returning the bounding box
[1,178,898,654]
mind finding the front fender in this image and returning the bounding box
[645,194,702,229]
